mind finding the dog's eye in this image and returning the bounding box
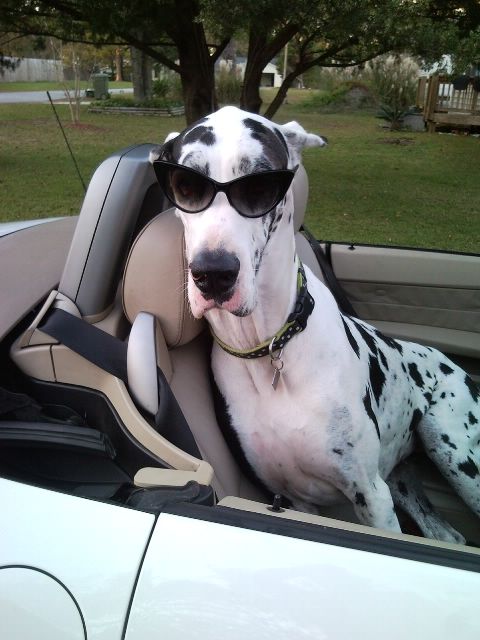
[170,170,210,209]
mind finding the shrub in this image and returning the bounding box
[216,66,242,105]
[362,55,419,130]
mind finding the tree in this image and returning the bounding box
[0,0,230,123]
[203,0,480,118]
[1,0,479,122]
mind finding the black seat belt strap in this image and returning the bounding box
[39,308,202,459]
[300,226,358,318]
[40,308,128,381]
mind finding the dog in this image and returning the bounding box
[151,106,480,544]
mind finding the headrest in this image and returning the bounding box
[123,208,205,348]
[292,164,309,231]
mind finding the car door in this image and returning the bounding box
[329,242,480,382]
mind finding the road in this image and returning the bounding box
[0,88,133,104]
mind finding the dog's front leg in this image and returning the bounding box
[345,473,402,534]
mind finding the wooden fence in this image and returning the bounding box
[417,75,480,132]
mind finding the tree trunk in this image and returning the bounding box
[263,70,299,119]
[240,31,267,114]
[165,2,217,123]
[130,46,152,101]
[115,48,124,82]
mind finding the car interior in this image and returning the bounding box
[1,142,479,550]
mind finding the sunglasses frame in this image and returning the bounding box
[152,160,298,219]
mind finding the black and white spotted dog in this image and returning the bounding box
[151,106,480,544]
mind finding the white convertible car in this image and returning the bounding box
[1,144,479,639]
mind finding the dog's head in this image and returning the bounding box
[150,106,325,319]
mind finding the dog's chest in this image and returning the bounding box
[216,361,362,504]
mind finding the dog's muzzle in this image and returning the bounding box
[190,249,240,303]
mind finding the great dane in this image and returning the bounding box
[151,106,480,544]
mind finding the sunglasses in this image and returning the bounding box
[153,160,297,218]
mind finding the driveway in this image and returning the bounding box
[0,88,133,104]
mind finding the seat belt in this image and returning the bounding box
[300,226,358,318]
[39,308,202,459]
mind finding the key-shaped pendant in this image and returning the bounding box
[269,338,284,391]
[271,366,281,390]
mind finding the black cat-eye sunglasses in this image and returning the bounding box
[153,160,298,219]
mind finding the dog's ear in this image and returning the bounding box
[277,121,327,165]
[149,132,180,164]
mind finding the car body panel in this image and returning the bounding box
[1,478,155,640]
[0,217,77,341]
[126,509,480,640]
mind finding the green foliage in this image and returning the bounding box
[362,55,418,129]
[216,66,242,104]
[152,77,170,98]
[152,74,182,101]
[299,81,374,112]
[376,104,415,131]
[91,94,182,109]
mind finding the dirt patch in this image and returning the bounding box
[377,137,416,146]
[65,123,108,133]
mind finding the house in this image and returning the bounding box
[218,57,283,88]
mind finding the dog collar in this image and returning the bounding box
[211,260,315,359]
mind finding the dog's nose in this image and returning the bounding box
[190,250,240,302]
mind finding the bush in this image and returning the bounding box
[362,55,419,130]
[300,81,374,112]
[216,66,242,105]
[152,77,170,98]
[91,95,182,109]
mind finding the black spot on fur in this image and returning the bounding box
[378,349,389,370]
[369,354,386,405]
[333,448,344,456]
[408,362,424,388]
[341,317,360,358]
[410,408,423,432]
[441,434,457,449]
[440,392,446,399]
[465,375,479,403]
[373,329,403,355]
[182,125,216,147]
[439,362,454,375]
[398,481,409,497]
[363,390,380,439]
[355,492,367,507]
[458,457,479,479]
[423,392,432,403]
[243,118,289,168]
[352,321,378,355]
[273,126,289,153]
[468,411,478,425]
[239,156,252,175]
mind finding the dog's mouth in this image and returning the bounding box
[188,249,254,318]
[189,279,252,318]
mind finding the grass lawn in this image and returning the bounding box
[0,94,479,253]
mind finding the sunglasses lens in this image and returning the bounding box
[165,166,214,212]
[230,172,293,217]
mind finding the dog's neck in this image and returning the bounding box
[205,230,298,352]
